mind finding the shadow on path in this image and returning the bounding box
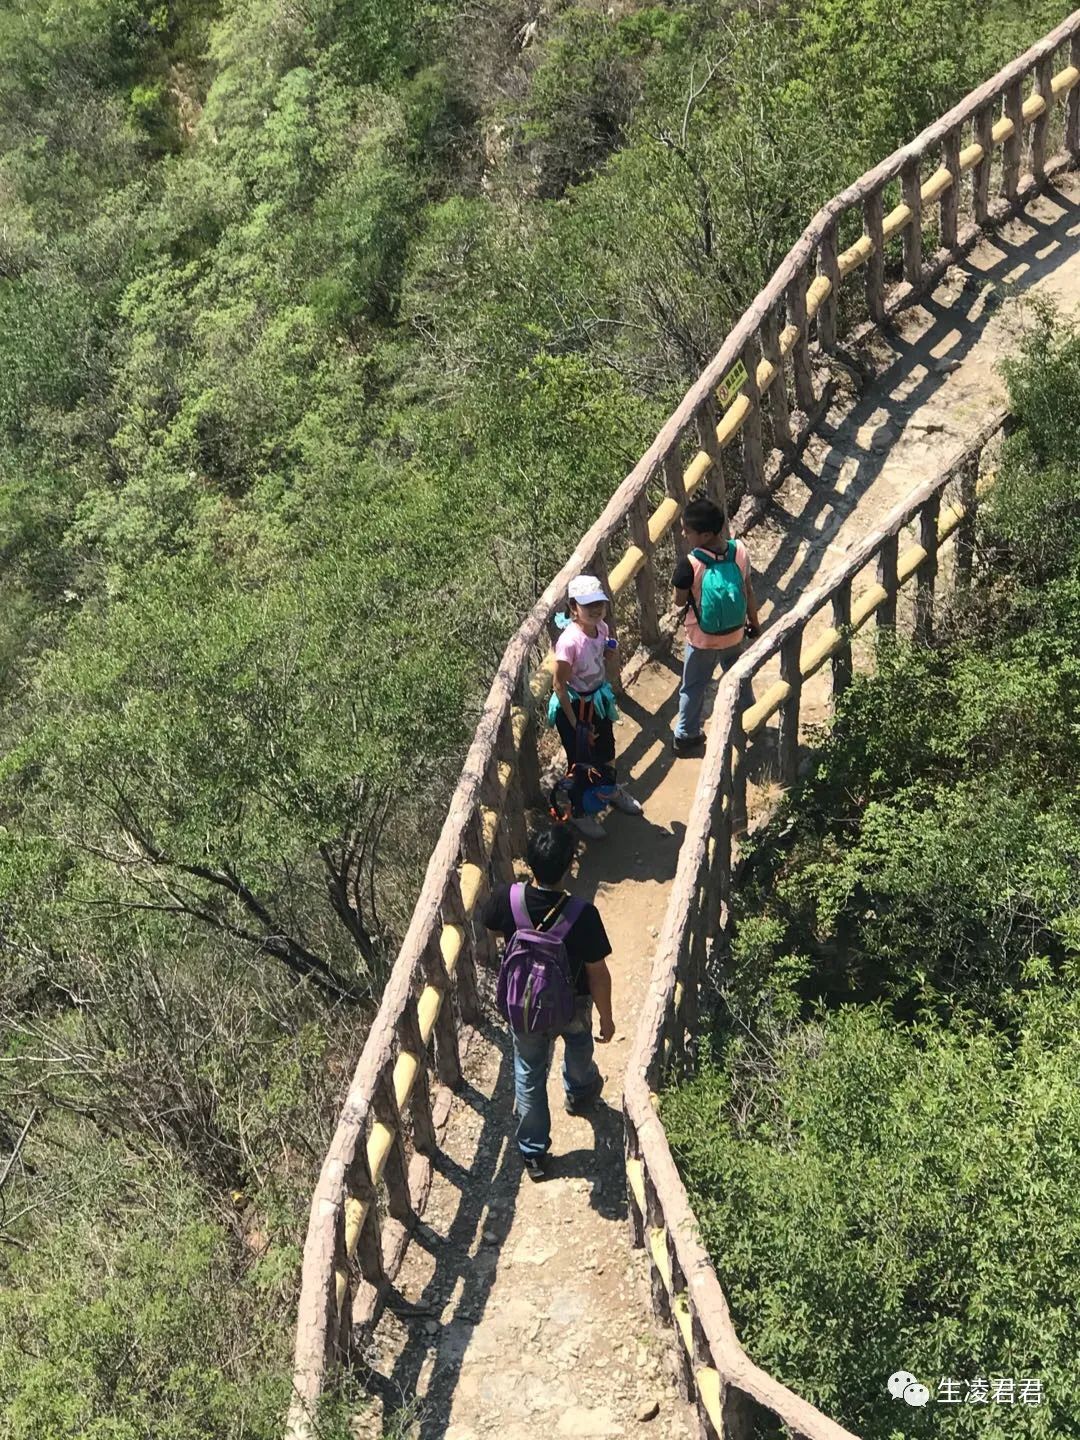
[358,1020,520,1437]
[753,185,1080,616]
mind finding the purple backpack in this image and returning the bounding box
[496,884,584,1035]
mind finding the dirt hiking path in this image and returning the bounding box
[356,181,1080,1440]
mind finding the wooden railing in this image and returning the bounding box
[623,412,1003,1440]
[288,14,1080,1434]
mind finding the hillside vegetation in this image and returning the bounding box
[664,310,1080,1440]
[0,1,1071,1432]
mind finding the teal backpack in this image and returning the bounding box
[691,542,746,635]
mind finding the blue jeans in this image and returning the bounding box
[511,997,600,1159]
[674,641,744,739]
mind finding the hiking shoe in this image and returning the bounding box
[564,1076,604,1116]
[522,1154,547,1182]
[609,785,643,816]
[570,814,607,840]
[672,733,707,758]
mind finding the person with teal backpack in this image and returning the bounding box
[671,497,761,756]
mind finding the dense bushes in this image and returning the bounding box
[664,313,1080,1438]
[665,996,1080,1438]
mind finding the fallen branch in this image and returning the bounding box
[0,1108,37,1197]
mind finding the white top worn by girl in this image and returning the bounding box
[554,619,610,694]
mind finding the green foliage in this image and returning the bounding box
[521,7,658,196]
[991,300,1080,579]
[787,0,981,165]
[0,0,1073,1428]
[0,1153,292,1439]
[664,995,1080,1438]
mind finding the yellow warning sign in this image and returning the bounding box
[717,359,748,409]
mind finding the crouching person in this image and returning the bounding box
[482,824,615,1181]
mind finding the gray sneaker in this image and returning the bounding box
[609,786,643,816]
[570,814,607,840]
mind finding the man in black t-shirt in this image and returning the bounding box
[482,825,614,1181]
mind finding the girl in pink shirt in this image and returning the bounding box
[548,574,643,839]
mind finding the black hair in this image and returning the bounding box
[684,497,725,535]
[527,824,578,886]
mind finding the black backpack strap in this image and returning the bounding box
[536,893,570,932]
[545,895,585,941]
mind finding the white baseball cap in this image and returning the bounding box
[568,574,609,605]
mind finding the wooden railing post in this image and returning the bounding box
[786,270,816,413]
[704,809,728,934]
[344,1147,385,1293]
[717,745,732,921]
[442,867,483,1028]
[643,1171,673,1328]
[664,449,690,560]
[327,1212,353,1366]
[630,492,662,649]
[863,188,885,322]
[464,807,499,976]
[956,459,977,587]
[695,398,729,528]
[592,540,614,619]
[1069,34,1080,156]
[371,1067,412,1224]
[914,494,941,645]
[877,533,899,632]
[940,129,961,250]
[831,579,853,703]
[513,681,544,808]
[973,105,993,224]
[739,337,767,497]
[761,306,794,455]
[495,712,528,860]
[397,994,436,1157]
[778,629,803,785]
[817,219,840,352]
[901,158,923,286]
[682,912,702,1066]
[732,679,752,834]
[481,759,515,889]
[690,1310,724,1440]
[1003,80,1024,200]
[661,977,684,1075]
[665,1241,695,1402]
[625,1119,645,1251]
[1032,55,1054,179]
